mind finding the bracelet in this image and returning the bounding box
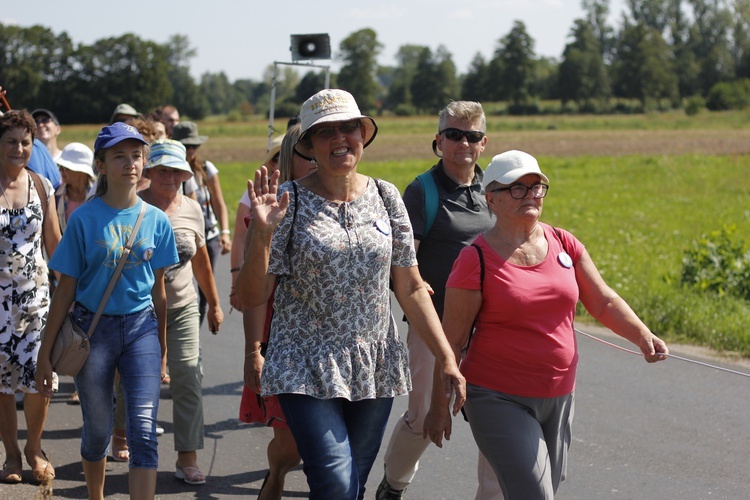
[230,267,241,273]
[245,348,261,358]
[221,229,231,235]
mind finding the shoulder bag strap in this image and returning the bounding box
[27,169,48,251]
[464,243,484,352]
[85,201,147,338]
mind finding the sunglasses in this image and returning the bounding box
[310,120,361,139]
[440,128,485,143]
[35,116,53,125]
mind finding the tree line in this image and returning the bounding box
[2,0,749,124]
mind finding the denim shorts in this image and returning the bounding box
[73,303,161,469]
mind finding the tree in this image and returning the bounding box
[582,0,616,61]
[409,45,460,114]
[668,0,702,98]
[163,35,207,119]
[461,53,490,103]
[613,21,679,107]
[626,0,671,32]
[731,0,750,78]
[490,20,538,110]
[295,70,329,104]
[688,0,735,94]
[337,28,382,114]
[385,44,426,111]
[0,24,74,112]
[66,34,172,123]
[559,19,610,109]
[200,71,244,115]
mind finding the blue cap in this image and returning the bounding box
[94,122,148,154]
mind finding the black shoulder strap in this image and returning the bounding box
[464,243,485,353]
[471,243,484,289]
[373,178,388,214]
[552,226,571,257]
[285,182,299,272]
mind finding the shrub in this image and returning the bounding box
[706,79,750,111]
[684,95,705,115]
[681,226,750,301]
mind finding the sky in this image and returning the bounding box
[2,0,628,83]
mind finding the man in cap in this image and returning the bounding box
[32,108,63,160]
[377,101,502,500]
[109,103,141,124]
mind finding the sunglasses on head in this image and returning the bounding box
[440,128,485,143]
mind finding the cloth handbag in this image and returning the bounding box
[50,202,146,376]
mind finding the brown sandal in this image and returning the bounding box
[24,448,54,484]
[110,434,129,462]
[0,460,22,484]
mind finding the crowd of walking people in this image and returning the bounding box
[0,84,669,500]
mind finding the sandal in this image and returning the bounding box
[0,460,22,484]
[110,434,129,462]
[67,391,80,405]
[175,464,206,485]
[24,448,55,484]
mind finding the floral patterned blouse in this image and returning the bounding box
[262,178,416,401]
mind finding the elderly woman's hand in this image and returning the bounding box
[423,404,453,448]
[639,332,669,363]
[247,166,289,233]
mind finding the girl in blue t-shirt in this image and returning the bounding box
[36,122,178,500]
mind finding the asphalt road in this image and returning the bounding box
[2,252,749,499]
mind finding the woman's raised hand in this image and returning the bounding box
[247,166,289,232]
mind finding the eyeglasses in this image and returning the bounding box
[490,183,549,199]
[310,120,361,138]
[440,128,485,143]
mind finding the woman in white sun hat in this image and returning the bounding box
[55,142,96,233]
[236,89,465,500]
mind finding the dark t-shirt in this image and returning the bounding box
[402,160,494,318]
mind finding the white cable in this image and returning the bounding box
[574,328,750,378]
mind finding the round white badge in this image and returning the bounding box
[558,252,573,268]
[375,219,391,235]
[142,247,155,262]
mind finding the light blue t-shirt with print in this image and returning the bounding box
[50,197,178,315]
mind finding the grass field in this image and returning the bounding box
[58,111,750,355]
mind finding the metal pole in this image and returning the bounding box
[267,61,331,149]
[268,62,279,151]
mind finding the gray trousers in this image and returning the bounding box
[464,384,574,500]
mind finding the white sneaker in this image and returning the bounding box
[156,426,165,436]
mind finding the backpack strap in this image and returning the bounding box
[416,171,439,238]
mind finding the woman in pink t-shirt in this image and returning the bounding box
[424,150,669,499]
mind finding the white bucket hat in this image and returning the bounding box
[294,89,378,159]
[57,142,95,180]
[483,150,550,189]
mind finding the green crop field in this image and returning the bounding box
[58,111,750,355]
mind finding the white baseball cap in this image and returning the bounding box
[483,150,549,189]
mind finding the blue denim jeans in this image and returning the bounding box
[278,394,393,500]
[73,303,161,469]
